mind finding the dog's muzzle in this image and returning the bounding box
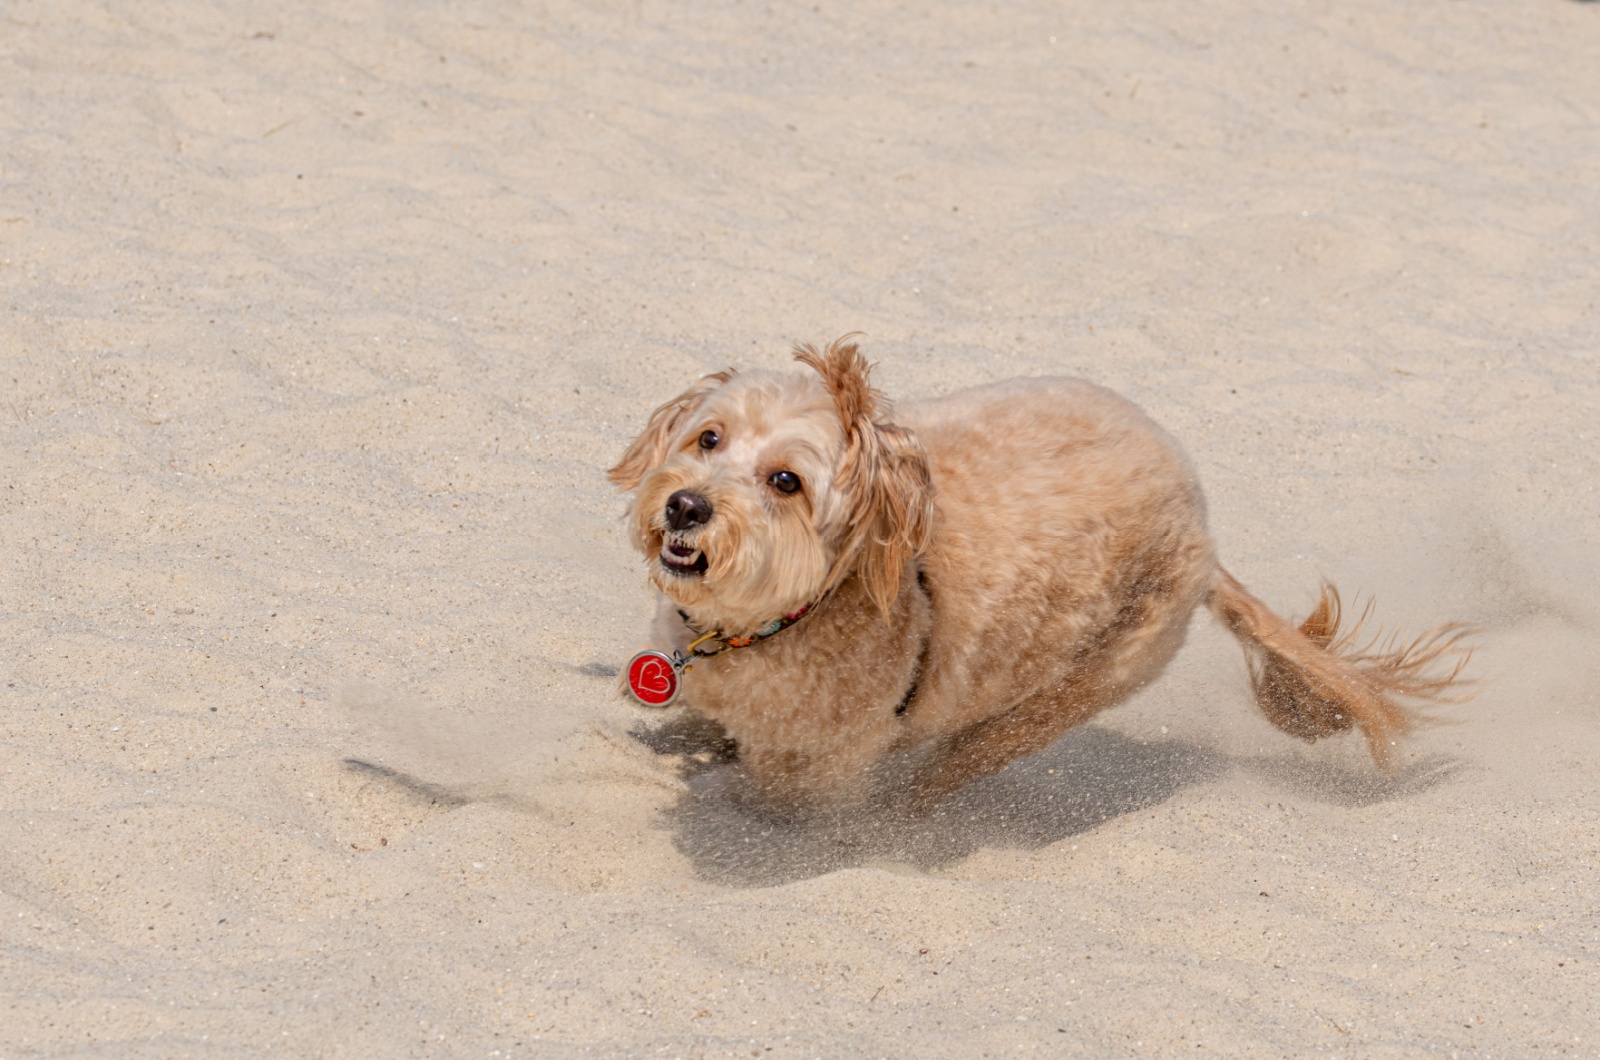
[658,490,712,576]
[659,533,709,576]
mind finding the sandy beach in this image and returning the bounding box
[3,0,1598,1055]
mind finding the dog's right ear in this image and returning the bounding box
[607,370,735,490]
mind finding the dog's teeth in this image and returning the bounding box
[658,544,706,572]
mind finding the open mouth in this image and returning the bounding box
[658,535,709,577]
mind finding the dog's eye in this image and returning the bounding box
[768,470,801,494]
[698,429,720,451]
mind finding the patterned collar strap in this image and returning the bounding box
[625,602,816,707]
[680,603,813,656]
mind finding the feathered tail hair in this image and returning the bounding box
[1208,568,1474,768]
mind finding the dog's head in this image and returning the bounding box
[609,339,934,634]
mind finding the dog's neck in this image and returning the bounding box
[668,572,850,641]
[669,559,923,649]
[675,599,818,649]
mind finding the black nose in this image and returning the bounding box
[664,490,713,531]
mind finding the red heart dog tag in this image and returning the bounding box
[626,649,681,706]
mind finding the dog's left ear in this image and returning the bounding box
[796,339,935,618]
[845,420,935,618]
[607,369,735,490]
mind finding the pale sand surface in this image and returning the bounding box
[4,0,1599,1055]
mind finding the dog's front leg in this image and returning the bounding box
[688,721,895,819]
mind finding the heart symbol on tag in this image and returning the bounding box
[637,659,670,694]
[627,651,679,706]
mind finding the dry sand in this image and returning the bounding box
[4,0,1599,1055]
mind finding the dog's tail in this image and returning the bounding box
[1207,567,1474,769]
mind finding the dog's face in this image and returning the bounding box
[609,341,934,635]
[614,368,848,629]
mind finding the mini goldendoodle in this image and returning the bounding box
[610,339,1470,809]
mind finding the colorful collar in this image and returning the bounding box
[680,603,813,653]
[624,603,815,707]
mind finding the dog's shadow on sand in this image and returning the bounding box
[641,718,1462,888]
[656,726,1219,887]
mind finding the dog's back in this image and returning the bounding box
[896,378,1217,744]
[893,376,1469,798]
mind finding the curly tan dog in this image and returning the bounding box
[610,339,1471,809]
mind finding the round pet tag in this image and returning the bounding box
[626,649,681,706]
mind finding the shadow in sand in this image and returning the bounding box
[631,711,739,761]
[655,725,1227,888]
[645,717,1470,888]
[341,758,475,808]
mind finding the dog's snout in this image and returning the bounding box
[664,490,713,531]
